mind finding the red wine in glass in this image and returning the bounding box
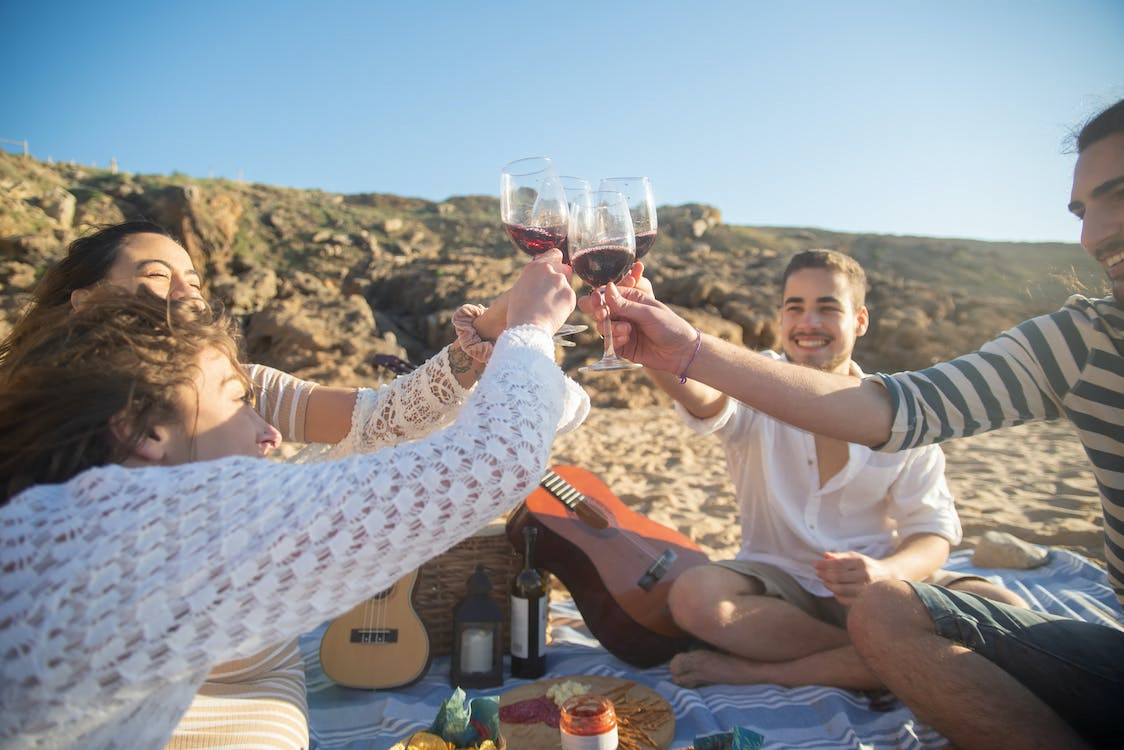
[634,229,658,259]
[599,177,657,261]
[571,190,641,373]
[503,223,567,257]
[571,244,635,287]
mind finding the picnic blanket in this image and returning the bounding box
[298,548,1123,749]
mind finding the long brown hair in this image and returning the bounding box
[0,288,244,504]
[0,220,182,368]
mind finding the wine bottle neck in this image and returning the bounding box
[523,528,537,569]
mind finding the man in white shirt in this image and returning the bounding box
[651,249,1024,689]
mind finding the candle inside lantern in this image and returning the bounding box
[460,626,494,674]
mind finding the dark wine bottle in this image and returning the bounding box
[510,526,547,678]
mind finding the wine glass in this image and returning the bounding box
[569,191,642,373]
[598,177,657,259]
[558,176,592,264]
[501,157,584,338]
[501,157,568,258]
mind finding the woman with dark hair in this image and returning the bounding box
[0,223,589,749]
[0,249,577,749]
[1,220,579,448]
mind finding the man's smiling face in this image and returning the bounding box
[1069,131,1124,304]
[779,267,869,375]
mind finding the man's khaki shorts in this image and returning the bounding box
[714,559,986,629]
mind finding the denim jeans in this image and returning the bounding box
[909,581,1124,748]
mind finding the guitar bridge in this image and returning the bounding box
[637,549,677,591]
[350,628,399,644]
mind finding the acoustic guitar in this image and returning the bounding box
[506,465,710,667]
[319,569,432,689]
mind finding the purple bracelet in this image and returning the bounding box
[678,328,703,384]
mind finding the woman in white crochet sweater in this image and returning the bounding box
[0,249,581,749]
[0,221,589,749]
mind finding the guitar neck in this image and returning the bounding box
[540,469,609,530]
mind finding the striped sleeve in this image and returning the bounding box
[164,640,308,750]
[245,364,316,443]
[877,296,1124,605]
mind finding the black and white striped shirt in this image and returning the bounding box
[877,295,1124,604]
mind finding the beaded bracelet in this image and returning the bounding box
[678,328,703,384]
[452,303,494,363]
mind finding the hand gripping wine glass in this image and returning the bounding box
[570,191,642,372]
[598,176,657,259]
[501,157,584,337]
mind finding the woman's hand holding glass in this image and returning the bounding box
[505,249,577,336]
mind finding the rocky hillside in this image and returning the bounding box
[0,150,1106,409]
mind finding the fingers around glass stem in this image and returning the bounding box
[578,286,641,373]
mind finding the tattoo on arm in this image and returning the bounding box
[449,343,486,383]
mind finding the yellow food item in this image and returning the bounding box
[405,732,453,750]
[546,680,591,707]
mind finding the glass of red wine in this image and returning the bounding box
[598,176,657,259]
[501,157,584,338]
[501,157,569,258]
[570,191,642,373]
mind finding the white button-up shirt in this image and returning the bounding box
[676,353,961,597]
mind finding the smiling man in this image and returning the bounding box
[643,249,1023,692]
[587,97,1124,749]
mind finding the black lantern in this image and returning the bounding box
[450,564,505,688]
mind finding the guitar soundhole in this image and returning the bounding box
[350,628,400,644]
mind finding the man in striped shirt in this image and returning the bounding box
[588,97,1124,749]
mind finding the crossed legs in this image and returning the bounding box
[667,563,1027,692]
[848,580,1095,750]
[667,564,884,689]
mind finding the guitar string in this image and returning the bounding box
[540,469,660,561]
[362,577,392,644]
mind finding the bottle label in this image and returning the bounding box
[510,596,529,658]
[560,726,618,750]
[535,597,546,651]
[510,595,546,658]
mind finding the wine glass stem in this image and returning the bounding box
[597,287,618,360]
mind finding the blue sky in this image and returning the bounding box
[2,1,1121,243]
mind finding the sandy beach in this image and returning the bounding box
[548,406,1104,568]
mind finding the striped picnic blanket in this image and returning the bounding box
[299,548,1122,749]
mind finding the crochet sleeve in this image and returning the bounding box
[305,344,589,461]
[0,325,566,749]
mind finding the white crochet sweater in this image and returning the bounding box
[0,326,581,750]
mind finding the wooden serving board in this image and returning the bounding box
[499,675,674,750]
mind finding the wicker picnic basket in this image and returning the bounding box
[415,518,528,657]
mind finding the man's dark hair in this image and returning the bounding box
[1073,98,1124,153]
[781,249,867,310]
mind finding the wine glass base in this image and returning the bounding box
[579,358,642,373]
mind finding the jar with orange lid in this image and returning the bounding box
[559,694,618,750]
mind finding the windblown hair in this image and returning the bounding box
[0,220,181,368]
[781,248,868,310]
[1071,98,1124,153]
[0,287,245,504]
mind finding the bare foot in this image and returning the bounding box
[670,647,887,691]
[669,650,770,688]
